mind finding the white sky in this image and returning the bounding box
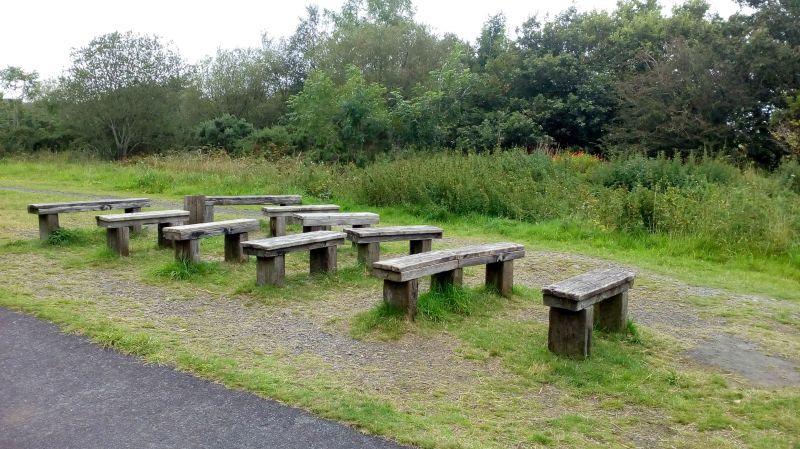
[1,0,745,80]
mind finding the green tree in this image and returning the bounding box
[58,31,186,159]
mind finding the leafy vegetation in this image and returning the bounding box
[2,0,799,165]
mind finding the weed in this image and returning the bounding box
[45,228,92,246]
[154,259,224,281]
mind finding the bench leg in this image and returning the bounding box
[431,268,463,292]
[383,280,419,320]
[256,255,285,287]
[485,260,513,297]
[548,307,593,359]
[409,239,432,254]
[204,205,215,223]
[310,246,337,274]
[124,207,143,233]
[184,195,207,225]
[594,291,629,332]
[175,239,200,263]
[38,213,59,240]
[157,223,174,249]
[224,232,248,263]
[270,216,287,237]
[106,227,130,257]
[303,225,331,233]
[356,242,380,268]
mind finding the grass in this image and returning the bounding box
[0,154,799,448]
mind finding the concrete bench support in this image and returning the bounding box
[543,268,635,359]
[162,219,260,263]
[243,231,346,287]
[372,243,526,320]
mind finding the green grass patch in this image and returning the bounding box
[45,228,94,247]
[153,259,226,281]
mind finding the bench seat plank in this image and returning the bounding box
[542,268,635,311]
[162,219,260,241]
[294,212,379,227]
[345,225,443,243]
[28,198,151,215]
[374,243,524,274]
[96,210,189,228]
[262,205,340,217]
[205,195,302,206]
[242,231,346,257]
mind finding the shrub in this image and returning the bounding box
[194,114,255,153]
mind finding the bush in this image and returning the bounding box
[194,114,254,154]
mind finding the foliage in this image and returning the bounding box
[194,114,255,153]
[56,31,186,159]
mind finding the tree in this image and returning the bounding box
[58,31,186,159]
[1,66,41,129]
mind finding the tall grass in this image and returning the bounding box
[5,150,799,261]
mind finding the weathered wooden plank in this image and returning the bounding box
[96,210,190,228]
[543,282,632,312]
[184,195,207,225]
[242,231,346,251]
[486,260,514,297]
[262,204,340,217]
[373,243,525,273]
[372,249,526,282]
[205,195,302,206]
[345,225,443,243]
[542,267,635,302]
[28,198,151,215]
[310,246,337,274]
[409,239,432,254]
[162,219,260,241]
[294,212,379,227]
[37,214,59,240]
[548,307,593,359]
[242,237,345,258]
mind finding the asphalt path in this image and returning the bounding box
[0,308,410,449]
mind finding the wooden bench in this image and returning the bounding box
[183,195,302,224]
[262,205,340,237]
[241,231,347,287]
[294,212,379,232]
[28,198,151,240]
[371,243,525,319]
[96,210,190,256]
[542,268,635,359]
[161,219,260,263]
[344,225,443,267]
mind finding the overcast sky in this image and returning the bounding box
[2,0,745,80]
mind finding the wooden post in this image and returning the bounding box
[106,227,129,256]
[37,213,59,240]
[485,260,513,297]
[594,291,628,332]
[548,307,593,359]
[269,216,287,237]
[409,239,432,254]
[157,223,173,249]
[204,205,215,223]
[309,246,337,274]
[124,207,143,233]
[303,225,330,233]
[256,255,285,287]
[431,268,463,291]
[224,233,247,263]
[383,280,419,320]
[184,195,207,225]
[356,242,380,267]
[175,239,200,263]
